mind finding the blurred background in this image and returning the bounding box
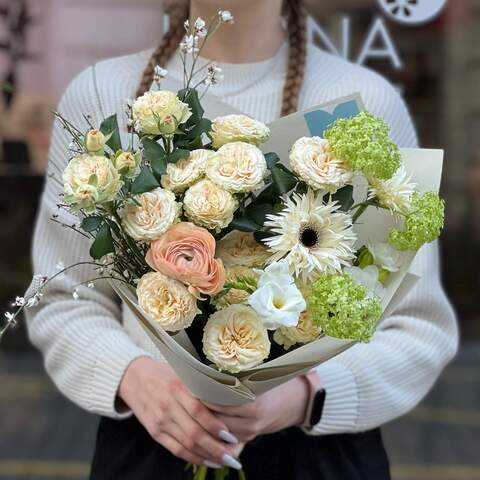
[0,0,479,479]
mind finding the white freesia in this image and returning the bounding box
[367,241,403,272]
[248,261,306,330]
[290,136,353,192]
[209,114,270,149]
[203,304,270,373]
[345,265,385,299]
[206,142,267,193]
[121,188,180,241]
[161,149,213,193]
[368,165,417,215]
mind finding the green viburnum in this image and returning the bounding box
[389,192,444,251]
[308,273,382,342]
[324,112,401,180]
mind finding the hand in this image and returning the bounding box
[207,377,310,443]
[119,357,242,469]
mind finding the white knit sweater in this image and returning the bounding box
[26,42,458,435]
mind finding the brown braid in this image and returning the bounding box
[281,0,308,117]
[136,0,307,117]
[136,1,190,99]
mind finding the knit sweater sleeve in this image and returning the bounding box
[305,78,458,435]
[25,66,152,418]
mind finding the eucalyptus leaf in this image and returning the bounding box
[130,166,160,195]
[90,223,114,259]
[100,114,122,152]
[271,164,297,195]
[168,148,190,164]
[230,216,261,233]
[142,138,167,176]
[331,185,354,211]
[81,216,104,232]
[178,88,204,125]
[264,152,280,169]
[245,203,274,226]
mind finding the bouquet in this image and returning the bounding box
[2,11,445,479]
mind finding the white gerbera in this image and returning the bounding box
[264,189,357,282]
[368,165,416,215]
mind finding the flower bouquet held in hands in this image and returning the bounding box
[2,10,445,480]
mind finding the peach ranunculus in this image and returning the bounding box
[145,222,226,295]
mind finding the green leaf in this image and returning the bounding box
[271,164,297,195]
[230,216,261,233]
[331,185,354,211]
[185,117,212,141]
[168,148,190,164]
[178,88,204,125]
[142,138,167,176]
[130,166,160,195]
[253,183,276,205]
[100,114,122,152]
[245,203,274,226]
[81,216,104,232]
[264,152,280,169]
[89,223,114,259]
[253,229,272,244]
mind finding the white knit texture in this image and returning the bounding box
[26,42,458,431]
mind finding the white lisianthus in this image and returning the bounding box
[85,129,106,155]
[114,151,141,177]
[273,310,321,350]
[206,142,267,193]
[216,230,271,268]
[121,187,181,241]
[214,265,258,310]
[345,265,385,299]
[368,165,417,215]
[137,272,200,332]
[63,154,122,213]
[367,241,403,273]
[202,304,270,373]
[161,149,213,193]
[183,179,238,231]
[248,261,306,330]
[132,90,191,136]
[290,136,353,192]
[209,114,270,149]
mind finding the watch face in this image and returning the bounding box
[310,389,326,427]
[377,0,448,26]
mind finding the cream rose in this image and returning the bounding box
[183,179,238,231]
[121,188,180,241]
[132,90,191,136]
[206,142,267,193]
[216,230,271,268]
[85,129,106,155]
[273,310,321,350]
[214,265,258,310]
[161,149,213,193]
[137,272,200,331]
[63,154,122,213]
[114,151,141,177]
[290,137,353,192]
[209,114,270,149]
[202,304,270,373]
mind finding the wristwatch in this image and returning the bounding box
[302,371,326,428]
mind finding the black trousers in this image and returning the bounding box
[90,416,391,480]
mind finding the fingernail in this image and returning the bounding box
[219,430,239,444]
[222,453,242,470]
[204,460,222,469]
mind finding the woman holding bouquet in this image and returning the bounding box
[27,0,457,478]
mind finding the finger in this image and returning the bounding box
[206,401,257,418]
[178,391,236,441]
[171,401,238,465]
[215,414,259,442]
[156,432,205,466]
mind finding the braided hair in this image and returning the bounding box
[136,0,307,117]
